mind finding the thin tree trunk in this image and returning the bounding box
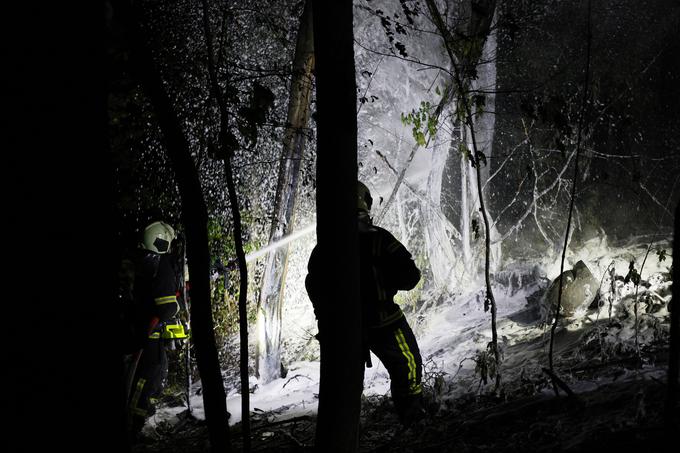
[119,1,231,450]
[548,0,592,395]
[667,200,680,425]
[468,108,501,392]
[460,125,472,264]
[224,157,251,452]
[312,0,363,451]
[425,0,500,392]
[256,0,315,384]
[200,1,251,450]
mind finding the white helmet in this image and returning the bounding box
[357,181,373,213]
[142,221,176,254]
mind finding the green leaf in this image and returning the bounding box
[415,130,425,146]
[428,118,437,136]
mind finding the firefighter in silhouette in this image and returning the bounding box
[123,220,185,440]
[305,181,426,427]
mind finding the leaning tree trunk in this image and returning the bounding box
[256,0,315,385]
[312,0,363,451]
[119,1,231,451]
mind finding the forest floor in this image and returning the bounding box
[132,237,678,452]
[132,344,678,453]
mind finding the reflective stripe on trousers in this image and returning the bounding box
[395,327,422,395]
[129,378,147,417]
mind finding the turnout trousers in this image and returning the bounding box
[368,315,424,425]
[128,337,167,434]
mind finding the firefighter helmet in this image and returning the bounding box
[142,221,176,254]
[357,181,373,213]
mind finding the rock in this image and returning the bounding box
[541,260,600,321]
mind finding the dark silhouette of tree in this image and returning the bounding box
[115,1,232,451]
[668,200,680,425]
[201,0,252,449]
[9,3,121,452]
[547,0,591,397]
[311,0,363,451]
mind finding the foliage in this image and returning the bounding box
[369,5,413,58]
[624,260,641,286]
[236,81,276,149]
[473,346,495,387]
[400,100,438,146]
[474,341,503,388]
[206,214,265,363]
[656,248,667,263]
[419,357,448,410]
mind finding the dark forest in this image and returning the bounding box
[9,1,680,452]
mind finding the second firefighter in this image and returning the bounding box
[305,181,426,427]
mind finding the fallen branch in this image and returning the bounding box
[282,374,313,389]
[277,429,307,448]
[541,367,576,398]
[252,415,313,431]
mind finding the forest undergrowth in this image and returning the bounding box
[134,348,674,453]
[132,236,677,453]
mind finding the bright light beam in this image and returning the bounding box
[244,222,316,263]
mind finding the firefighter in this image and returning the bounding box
[125,220,181,440]
[305,181,426,428]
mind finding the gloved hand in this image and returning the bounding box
[147,316,160,336]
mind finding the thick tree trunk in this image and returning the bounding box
[423,130,460,292]
[438,0,500,278]
[311,0,363,451]
[256,0,315,384]
[120,1,231,451]
[10,4,119,452]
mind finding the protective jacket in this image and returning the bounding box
[305,214,420,329]
[305,214,425,426]
[131,249,180,340]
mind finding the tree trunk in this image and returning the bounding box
[256,0,315,385]
[438,0,500,278]
[423,128,460,293]
[311,0,363,451]
[10,3,120,452]
[120,1,231,451]
[200,0,252,449]
[459,124,472,265]
[666,201,680,424]
[426,0,500,391]
[548,0,592,394]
